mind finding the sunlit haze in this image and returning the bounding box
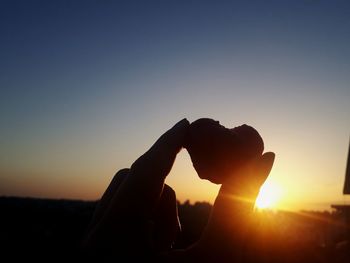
[255,180,283,209]
[1,1,349,211]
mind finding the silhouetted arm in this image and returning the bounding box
[165,153,275,263]
[83,119,189,260]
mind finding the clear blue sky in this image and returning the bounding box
[1,0,349,210]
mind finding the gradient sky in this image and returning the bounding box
[1,0,349,211]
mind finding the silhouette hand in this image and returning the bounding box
[174,152,275,263]
[83,119,189,260]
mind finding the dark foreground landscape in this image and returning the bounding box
[0,197,349,262]
[0,197,211,262]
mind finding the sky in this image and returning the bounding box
[0,0,349,211]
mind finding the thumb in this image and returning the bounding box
[248,152,275,196]
[255,152,275,186]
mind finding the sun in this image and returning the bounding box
[255,181,282,210]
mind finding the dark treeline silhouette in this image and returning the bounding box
[0,196,349,262]
[0,197,211,262]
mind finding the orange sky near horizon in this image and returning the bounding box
[1,117,349,212]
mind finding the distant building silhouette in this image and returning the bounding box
[332,137,350,249]
[343,138,350,194]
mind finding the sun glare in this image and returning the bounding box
[255,181,282,210]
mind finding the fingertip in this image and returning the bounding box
[114,168,130,178]
[156,118,190,151]
[262,152,275,163]
[131,119,190,179]
[172,118,190,130]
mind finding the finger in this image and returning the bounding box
[88,169,129,229]
[255,152,275,184]
[101,119,189,221]
[247,152,276,197]
[131,118,190,179]
[153,184,181,251]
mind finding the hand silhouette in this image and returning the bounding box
[163,152,275,263]
[83,118,189,261]
[185,152,275,262]
[83,118,275,263]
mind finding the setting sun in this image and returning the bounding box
[255,181,282,210]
